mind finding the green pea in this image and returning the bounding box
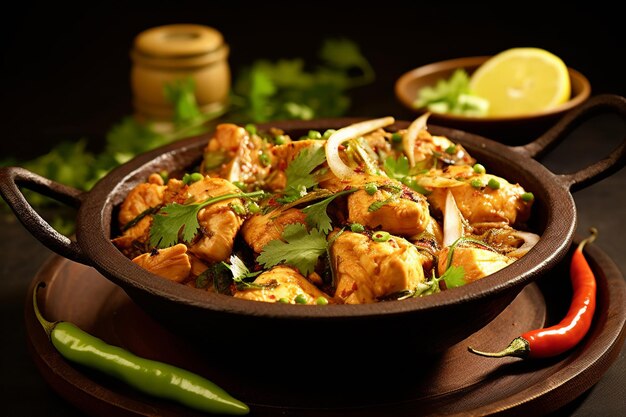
[308,130,322,139]
[391,132,403,143]
[259,152,271,167]
[182,173,191,185]
[189,172,203,183]
[473,163,486,174]
[232,181,246,191]
[445,145,457,154]
[315,297,329,306]
[159,171,169,184]
[323,129,336,139]
[274,134,286,145]
[246,201,261,214]
[365,183,378,195]
[351,223,365,233]
[372,231,391,243]
[278,298,290,304]
[487,178,501,190]
[295,294,308,304]
[521,192,535,202]
[245,124,257,135]
[470,179,484,189]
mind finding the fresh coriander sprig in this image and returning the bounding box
[223,254,263,290]
[302,189,356,234]
[150,190,264,249]
[278,143,327,203]
[256,224,327,276]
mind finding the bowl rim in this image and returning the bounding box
[76,119,576,320]
[394,55,591,122]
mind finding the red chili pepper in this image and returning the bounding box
[468,228,597,359]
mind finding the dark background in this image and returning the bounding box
[1,2,625,416]
[1,2,624,157]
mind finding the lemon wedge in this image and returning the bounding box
[469,48,571,117]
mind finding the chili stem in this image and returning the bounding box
[33,282,56,337]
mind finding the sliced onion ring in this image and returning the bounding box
[325,117,395,179]
[508,231,540,258]
[403,112,430,168]
[443,190,465,247]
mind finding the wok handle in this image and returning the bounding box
[514,94,626,191]
[0,166,90,265]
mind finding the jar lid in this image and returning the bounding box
[134,24,224,58]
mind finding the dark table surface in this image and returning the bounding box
[1,3,625,416]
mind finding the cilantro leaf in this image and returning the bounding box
[223,254,262,289]
[440,265,466,289]
[283,143,326,195]
[383,155,410,180]
[226,255,262,282]
[257,224,327,276]
[150,202,202,248]
[415,69,489,116]
[150,191,264,249]
[302,189,355,234]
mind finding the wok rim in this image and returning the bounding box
[76,119,576,319]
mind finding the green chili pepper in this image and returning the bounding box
[33,283,249,415]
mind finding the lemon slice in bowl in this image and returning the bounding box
[469,48,571,117]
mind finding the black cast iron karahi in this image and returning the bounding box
[1,95,625,358]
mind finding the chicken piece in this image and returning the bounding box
[186,177,244,263]
[205,123,247,155]
[438,245,513,284]
[347,184,430,237]
[117,179,166,227]
[330,231,427,304]
[426,165,532,226]
[241,208,307,253]
[162,178,188,204]
[132,244,191,282]
[202,123,275,188]
[112,216,152,257]
[406,130,475,168]
[233,265,331,304]
[318,172,391,193]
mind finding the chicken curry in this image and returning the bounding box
[112,116,538,305]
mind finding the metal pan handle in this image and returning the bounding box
[0,166,90,264]
[513,94,626,191]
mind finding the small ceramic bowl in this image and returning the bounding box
[395,56,591,144]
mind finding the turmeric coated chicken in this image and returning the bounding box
[113,117,538,304]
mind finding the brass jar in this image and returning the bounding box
[131,24,230,120]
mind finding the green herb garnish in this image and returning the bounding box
[257,224,328,276]
[150,190,264,248]
[302,189,356,234]
[414,69,489,117]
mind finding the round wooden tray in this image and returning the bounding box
[25,238,626,417]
